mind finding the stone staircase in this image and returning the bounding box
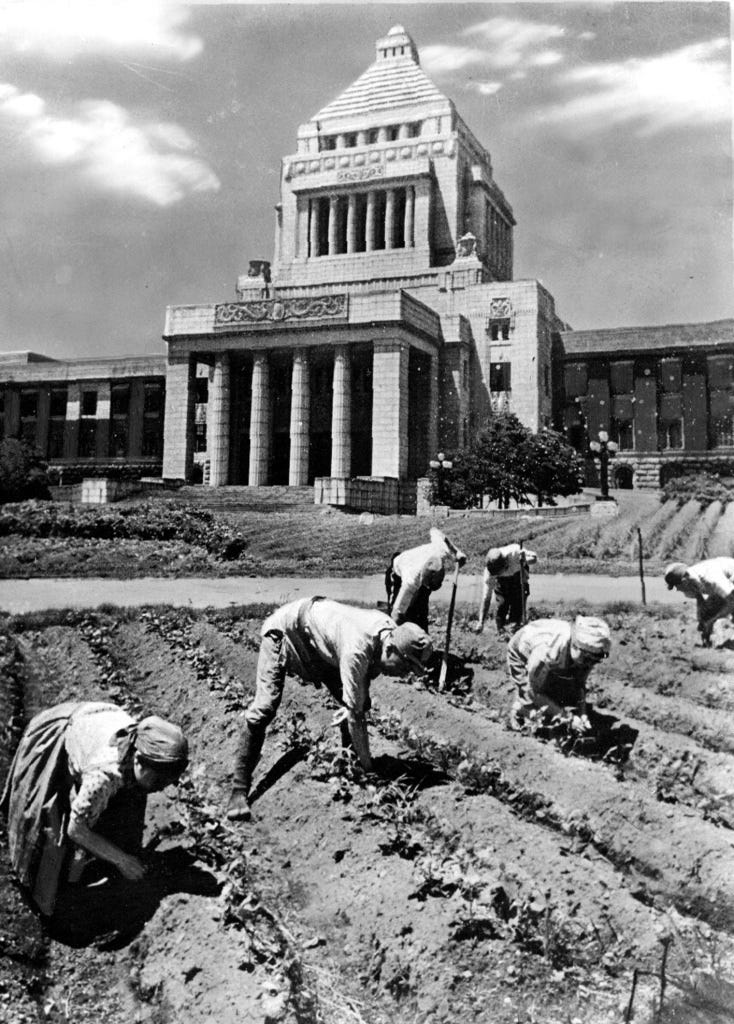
[162,485,316,512]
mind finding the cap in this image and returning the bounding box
[486,547,507,576]
[664,562,689,590]
[136,716,189,770]
[571,616,611,657]
[390,622,434,671]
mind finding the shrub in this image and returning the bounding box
[662,472,734,509]
[0,438,49,503]
[0,500,248,561]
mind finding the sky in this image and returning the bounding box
[0,0,731,360]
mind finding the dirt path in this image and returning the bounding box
[0,571,678,614]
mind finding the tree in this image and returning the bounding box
[429,414,582,509]
[522,428,584,507]
[0,438,50,503]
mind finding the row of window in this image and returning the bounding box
[318,122,422,152]
[1,383,164,459]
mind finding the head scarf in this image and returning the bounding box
[390,622,434,671]
[112,715,188,772]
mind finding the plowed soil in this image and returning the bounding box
[1,600,734,1024]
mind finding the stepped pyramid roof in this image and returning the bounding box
[312,25,449,123]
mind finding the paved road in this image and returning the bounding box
[0,572,682,614]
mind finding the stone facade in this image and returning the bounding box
[160,25,565,504]
[1,26,731,501]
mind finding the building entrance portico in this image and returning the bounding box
[162,299,440,489]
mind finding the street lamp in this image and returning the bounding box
[589,430,619,500]
[428,452,453,506]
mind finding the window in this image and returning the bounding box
[611,418,634,451]
[142,382,164,458]
[319,135,336,151]
[658,419,683,450]
[489,320,510,341]
[50,388,67,418]
[342,132,357,148]
[386,125,399,141]
[144,382,164,415]
[20,391,38,419]
[407,122,422,138]
[490,362,511,392]
[711,416,734,448]
[81,390,97,417]
[194,377,208,405]
[111,384,130,417]
[366,128,378,144]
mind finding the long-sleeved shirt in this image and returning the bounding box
[261,598,394,716]
[478,544,537,622]
[507,618,591,702]
[64,704,135,831]
[687,557,734,601]
[390,528,462,622]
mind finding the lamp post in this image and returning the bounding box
[428,452,453,506]
[589,430,619,500]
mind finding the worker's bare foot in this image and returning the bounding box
[225,791,252,822]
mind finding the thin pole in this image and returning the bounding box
[637,526,647,605]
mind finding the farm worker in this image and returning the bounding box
[226,597,433,821]
[664,558,734,646]
[1,702,188,917]
[506,616,611,731]
[385,527,467,632]
[474,543,538,638]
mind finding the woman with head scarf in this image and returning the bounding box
[1,701,188,917]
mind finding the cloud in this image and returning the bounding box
[536,38,731,136]
[421,15,575,82]
[0,0,202,60]
[0,85,220,205]
[466,81,504,97]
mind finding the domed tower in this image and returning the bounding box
[272,25,515,288]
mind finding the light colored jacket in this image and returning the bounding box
[507,618,591,696]
[262,598,394,715]
[391,528,461,621]
[687,557,734,601]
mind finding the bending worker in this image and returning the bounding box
[227,597,433,821]
[2,702,188,917]
[506,615,611,732]
[475,543,538,638]
[664,557,734,646]
[385,527,466,631]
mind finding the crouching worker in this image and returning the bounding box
[506,616,611,732]
[664,558,734,646]
[1,702,188,918]
[385,528,467,632]
[475,543,538,638]
[226,597,433,821]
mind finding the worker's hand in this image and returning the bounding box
[116,852,147,882]
[569,713,591,734]
[471,620,484,634]
[331,708,349,728]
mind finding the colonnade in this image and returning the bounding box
[162,342,439,486]
[306,186,415,257]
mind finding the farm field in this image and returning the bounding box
[0,487,728,580]
[1,598,734,1024]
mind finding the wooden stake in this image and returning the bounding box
[637,527,647,606]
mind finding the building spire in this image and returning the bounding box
[376,25,419,64]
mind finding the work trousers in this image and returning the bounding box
[494,571,528,632]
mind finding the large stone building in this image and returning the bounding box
[1,26,732,502]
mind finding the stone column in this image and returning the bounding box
[366,191,376,251]
[35,386,51,457]
[346,194,357,254]
[128,379,145,457]
[330,348,351,478]
[427,352,439,463]
[63,382,81,459]
[404,186,415,248]
[371,340,409,479]
[248,352,271,486]
[288,350,310,486]
[328,196,338,255]
[208,351,231,487]
[95,381,111,459]
[385,189,395,249]
[162,354,196,480]
[309,199,320,257]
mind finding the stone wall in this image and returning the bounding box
[314,476,417,515]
